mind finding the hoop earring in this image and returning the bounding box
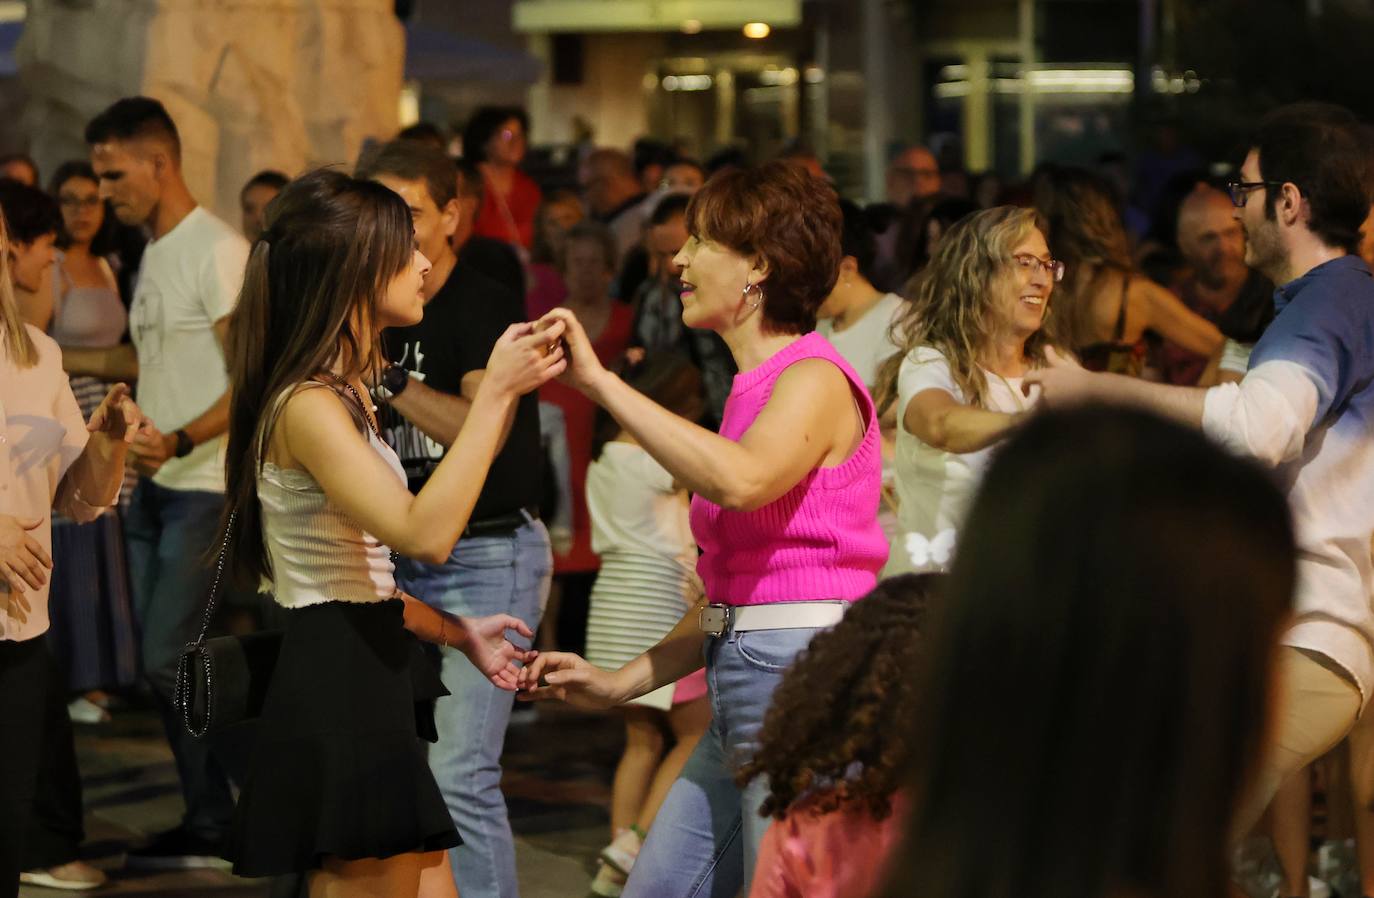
[741,281,764,310]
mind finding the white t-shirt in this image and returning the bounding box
[585,441,696,567]
[816,292,905,389]
[129,207,248,493]
[886,345,1039,575]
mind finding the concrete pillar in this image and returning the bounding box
[17,0,404,224]
[964,49,990,173]
[861,0,890,202]
[1018,0,1037,175]
[526,32,554,145]
[714,69,735,148]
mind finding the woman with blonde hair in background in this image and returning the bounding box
[875,206,1064,576]
[0,187,148,898]
[1033,166,1223,376]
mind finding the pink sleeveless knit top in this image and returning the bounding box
[689,332,889,605]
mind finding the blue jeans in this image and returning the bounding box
[124,478,236,839]
[624,625,824,898]
[395,519,552,898]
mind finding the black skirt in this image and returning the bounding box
[224,599,459,877]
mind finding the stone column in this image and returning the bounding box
[18,0,404,223]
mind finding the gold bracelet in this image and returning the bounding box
[438,618,450,648]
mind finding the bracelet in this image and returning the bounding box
[438,618,450,648]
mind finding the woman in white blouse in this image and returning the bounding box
[0,204,147,898]
[874,207,1065,575]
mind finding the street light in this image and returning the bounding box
[743,22,771,39]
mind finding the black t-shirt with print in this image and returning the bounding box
[381,264,540,521]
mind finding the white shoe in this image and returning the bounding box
[20,860,108,890]
[588,862,626,897]
[66,697,110,725]
[599,827,643,876]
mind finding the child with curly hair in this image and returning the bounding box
[739,573,935,898]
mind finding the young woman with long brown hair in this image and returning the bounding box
[218,169,564,898]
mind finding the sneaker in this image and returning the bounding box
[125,826,228,870]
[66,697,110,725]
[20,860,108,890]
[588,862,627,897]
[599,826,644,876]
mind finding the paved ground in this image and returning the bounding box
[21,704,620,898]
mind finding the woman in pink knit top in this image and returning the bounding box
[520,161,888,898]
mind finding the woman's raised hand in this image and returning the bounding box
[458,613,538,692]
[516,650,625,710]
[481,320,567,399]
[537,308,608,396]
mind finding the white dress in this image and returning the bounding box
[583,441,701,710]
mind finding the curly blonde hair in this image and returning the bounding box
[875,206,1059,414]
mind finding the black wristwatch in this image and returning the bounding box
[173,429,194,458]
[376,364,411,401]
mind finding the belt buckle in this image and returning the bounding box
[699,604,732,638]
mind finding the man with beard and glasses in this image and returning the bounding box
[1027,102,1374,838]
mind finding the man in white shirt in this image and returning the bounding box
[82,97,250,868]
[1026,102,1374,833]
[816,200,905,390]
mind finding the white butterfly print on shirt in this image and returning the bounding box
[905,528,957,570]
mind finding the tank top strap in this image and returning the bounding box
[258,380,346,462]
[1112,273,1132,342]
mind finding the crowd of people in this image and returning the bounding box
[0,93,1371,898]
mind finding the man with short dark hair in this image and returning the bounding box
[238,169,288,242]
[1028,102,1374,832]
[357,139,550,898]
[82,95,249,868]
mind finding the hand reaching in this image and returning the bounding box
[1023,346,1095,406]
[87,383,149,444]
[456,613,538,691]
[516,651,624,710]
[482,321,567,400]
[537,308,608,396]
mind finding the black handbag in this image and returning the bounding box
[173,511,284,739]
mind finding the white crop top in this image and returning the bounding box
[258,383,404,609]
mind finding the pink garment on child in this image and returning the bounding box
[689,332,888,605]
[672,667,707,705]
[750,794,909,898]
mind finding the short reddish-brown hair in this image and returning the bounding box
[685,160,842,334]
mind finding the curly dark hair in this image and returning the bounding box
[737,573,937,821]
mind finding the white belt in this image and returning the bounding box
[698,601,849,637]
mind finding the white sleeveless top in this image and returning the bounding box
[258,384,405,609]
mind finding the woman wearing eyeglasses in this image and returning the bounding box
[1034,166,1223,377]
[874,207,1065,576]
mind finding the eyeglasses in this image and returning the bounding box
[1014,253,1065,282]
[1226,180,1285,208]
[58,195,102,210]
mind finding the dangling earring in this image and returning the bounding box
[741,281,764,310]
